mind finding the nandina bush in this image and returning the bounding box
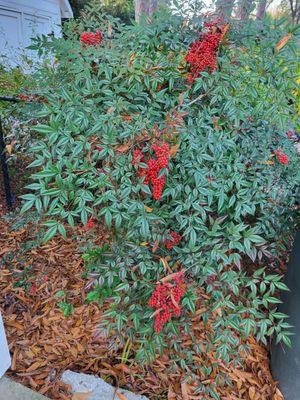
[18,2,299,396]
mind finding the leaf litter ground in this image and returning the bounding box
[0,217,284,400]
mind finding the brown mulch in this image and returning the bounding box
[0,220,284,400]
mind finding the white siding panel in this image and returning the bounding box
[23,13,54,64]
[0,0,61,18]
[0,0,63,67]
[0,312,11,378]
[0,8,22,65]
[23,13,54,46]
[0,8,22,48]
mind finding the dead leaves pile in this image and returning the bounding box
[0,221,283,399]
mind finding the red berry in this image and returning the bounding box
[149,272,186,333]
[163,231,182,250]
[132,143,170,200]
[19,94,31,102]
[80,31,103,46]
[274,149,289,166]
[83,217,96,231]
[207,275,216,284]
[185,22,225,82]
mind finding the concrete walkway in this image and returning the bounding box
[0,377,49,400]
[0,373,148,400]
[62,370,148,400]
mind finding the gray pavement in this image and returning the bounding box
[62,370,149,400]
[0,377,49,400]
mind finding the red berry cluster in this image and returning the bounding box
[83,217,96,231]
[163,231,182,250]
[185,23,224,83]
[132,149,143,165]
[274,149,289,166]
[80,31,103,46]
[132,143,170,200]
[148,272,186,333]
[18,94,31,102]
[207,275,216,284]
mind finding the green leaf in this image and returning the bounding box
[140,218,149,237]
[86,289,100,303]
[32,125,57,134]
[55,290,65,298]
[104,209,112,227]
[265,296,282,304]
[20,200,34,214]
[58,224,67,238]
[273,312,289,319]
[43,225,58,242]
[274,281,290,291]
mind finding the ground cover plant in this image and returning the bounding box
[8,1,300,398]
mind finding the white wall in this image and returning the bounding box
[0,0,63,67]
[0,312,11,378]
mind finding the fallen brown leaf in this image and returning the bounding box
[181,381,190,400]
[170,144,180,158]
[160,270,185,283]
[116,392,128,400]
[116,144,131,153]
[275,33,292,51]
[249,386,255,400]
[72,392,92,400]
[107,106,115,114]
[212,116,220,131]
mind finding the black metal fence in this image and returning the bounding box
[0,96,20,210]
[271,231,300,399]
